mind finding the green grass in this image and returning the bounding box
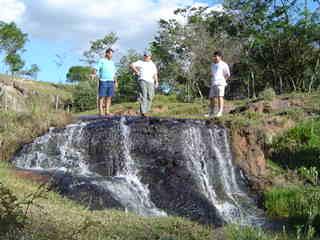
[271,118,320,171]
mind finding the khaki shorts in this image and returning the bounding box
[209,85,225,98]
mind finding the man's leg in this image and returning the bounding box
[138,80,148,115]
[105,97,112,115]
[216,85,225,117]
[99,97,105,116]
[218,97,224,114]
[146,82,155,113]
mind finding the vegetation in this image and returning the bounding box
[271,118,320,171]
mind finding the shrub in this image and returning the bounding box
[271,118,320,171]
[72,81,97,112]
[0,182,26,240]
[258,88,276,101]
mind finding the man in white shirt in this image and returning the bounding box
[207,51,230,117]
[130,51,159,116]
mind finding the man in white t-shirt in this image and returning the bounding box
[206,51,230,117]
[130,51,159,116]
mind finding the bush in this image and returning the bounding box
[271,118,320,171]
[0,182,26,240]
[258,88,276,101]
[73,81,97,112]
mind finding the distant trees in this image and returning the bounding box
[151,1,320,100]
[66,66,93,83]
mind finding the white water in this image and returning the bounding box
[14,122,90,175]
[13,118,166,217]
[97,117,166,216]
[183,127,263,225]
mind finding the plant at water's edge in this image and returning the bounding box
[298,167,319,186]
[265,187,320,235]
[225,225,272,240]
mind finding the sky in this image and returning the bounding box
[0,0,318,83]
[0,0,222,82]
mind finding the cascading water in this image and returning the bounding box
[14,122,90,175]
[13,117,165,217]
[182,127,264,225]
[92,118,166,216]
[12,116,264,225]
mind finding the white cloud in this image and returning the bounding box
[0,0,26,23]
[2,0,220,56]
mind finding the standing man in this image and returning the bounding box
[207,51,230,118]
[94,48,117,116]
[130,51,158,116]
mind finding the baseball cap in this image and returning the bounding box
[143,50,152,56]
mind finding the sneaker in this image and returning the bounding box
[215,111,223,117]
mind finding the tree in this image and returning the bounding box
[81,32,118,66]
[5,53,25,80]
[0,22,27,54]
[115,49,141,102]
[28,64,40,80]
[151,6,240,101]
[66,66,93,83]
[0,22,28,81]
[54,53,67,82]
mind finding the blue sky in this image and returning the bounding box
[0,0,318,83]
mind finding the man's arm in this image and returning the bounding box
[153,74,159,88]
[129,63,140,75]
[224,64,231,80]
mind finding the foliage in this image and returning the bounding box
[265,187,320,235]
[4,53,25,79]
[271,118,320,171]
[0,21,27,54]
[152,1,320,101]
[0,22,28,79]
[258,88,276,101]
[82,32,118,66]
[225,225,272,240]
[66,66,93,83]
[0,182,26,239]
[72,80,97,112]
[114,49,141,102]
[22,64,41,80]
[298,167,319,186]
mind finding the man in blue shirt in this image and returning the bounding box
[94,48,118,116]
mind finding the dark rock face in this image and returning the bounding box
[13,116,263,226]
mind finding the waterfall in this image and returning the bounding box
[13,117,264,225]
[13,117,166,217]
[95,117,166,216]
[182,127,264,225]
[14,122,90,175]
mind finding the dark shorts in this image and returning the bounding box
[99,81,114,97]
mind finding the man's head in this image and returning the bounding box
[143,50,152,62]
[105,48,114,59]
[212,51,223,63]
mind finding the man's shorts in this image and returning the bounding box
[99,81,115,97]
[209,85,225,98]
